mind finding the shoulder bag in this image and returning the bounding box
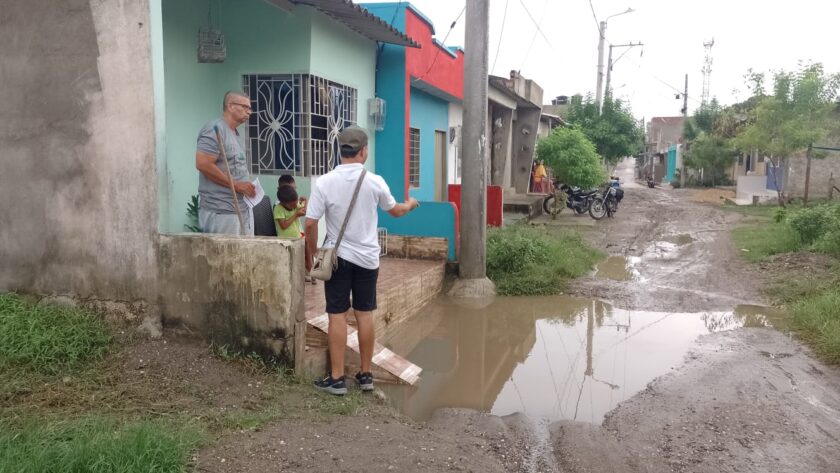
[309,170,367,281]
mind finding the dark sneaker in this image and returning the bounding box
[314,375,347,395]
[355,372,374,392]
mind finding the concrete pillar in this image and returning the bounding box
[450,0,495,298]
[490,107,513,188]
[511,108,541,194]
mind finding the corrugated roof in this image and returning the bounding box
[292,0,420,48]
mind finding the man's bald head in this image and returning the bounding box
[223,91,249,112]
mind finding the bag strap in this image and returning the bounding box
[333,169,367,252]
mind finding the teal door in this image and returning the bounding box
[666,146,677,182]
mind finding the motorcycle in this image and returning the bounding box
[646,175,656,188]
[589,184,624,220]
[543,182,598,217]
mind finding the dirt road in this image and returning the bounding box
[553,160,840,472]
[195,159,840,472]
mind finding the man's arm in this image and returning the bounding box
[304,218,319,272]
[387,198,419,218]
[195,151,256,197]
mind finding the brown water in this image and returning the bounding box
[595,256,642,281]
[381,296,784,424]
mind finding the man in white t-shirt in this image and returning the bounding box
[305,127,418,395]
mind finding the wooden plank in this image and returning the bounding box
[306,313,422,385]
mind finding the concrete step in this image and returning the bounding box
[301,257,446,384]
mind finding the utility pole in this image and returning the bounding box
[680,73,688,188]
[450,0,495,298]
[595,21,606,111]
[604,42,643,102]
[804,144,812,206]
[594,8,635,113]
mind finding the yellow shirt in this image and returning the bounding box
[534,164,547,182]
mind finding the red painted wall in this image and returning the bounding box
[447,184,503,227]
[405,9,464,100]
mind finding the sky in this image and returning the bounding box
[362,0,839,122]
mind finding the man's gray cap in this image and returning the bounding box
[339,126,368,154]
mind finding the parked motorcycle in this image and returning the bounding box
[543,183,598,217]
[646,175,656,188]
[589,184,624,219]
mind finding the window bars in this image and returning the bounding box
[378,227,388,256]
[243,74,357,177]
[409,128,421,188]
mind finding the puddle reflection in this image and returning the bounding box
[382,296,782,424]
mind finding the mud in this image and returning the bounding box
[553,159,840,472]
[193,159,840,472]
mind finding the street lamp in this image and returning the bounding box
[596,7,635,111]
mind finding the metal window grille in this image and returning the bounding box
[409,128,421,188]
[242,74,357,177]
[378,227,388,256]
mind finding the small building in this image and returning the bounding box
[363,2,465,260]
[644,116,684,182]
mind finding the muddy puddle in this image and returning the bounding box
[381,296,784,424]
[595,256,642,281]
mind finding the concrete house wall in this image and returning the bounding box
[157,0,378,233]
[0,0,159,302]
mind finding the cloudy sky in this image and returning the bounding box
[363,0,837,122]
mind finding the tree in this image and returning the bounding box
[684,134,736,187]
[566,95,644,166]
[734,62,840,205]
[536,127,606,189]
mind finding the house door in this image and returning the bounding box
[434,130,447,201]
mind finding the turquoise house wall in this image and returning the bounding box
[378,202,458,261]
[157,0,377,233]
[408,87,448,202]
[366,4,407,201]
[308,10,378,171]
[667,145,677,182]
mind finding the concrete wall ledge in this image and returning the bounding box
[158,233,305,362]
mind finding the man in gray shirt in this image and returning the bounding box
[195,91,257,235]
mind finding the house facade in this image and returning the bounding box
[0,0,420,361]
[363,2,464,260]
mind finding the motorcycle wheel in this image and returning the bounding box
[589,198,607,220]
[543,194,564,216]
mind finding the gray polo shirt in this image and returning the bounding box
[197,118,249,214]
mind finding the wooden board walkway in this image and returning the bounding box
[306,313,422,385]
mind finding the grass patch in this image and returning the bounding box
[0,294,111,375]
[487,225,603,296]
[0,416,205,473]
[789,289,840,364]
[731,223,802,262]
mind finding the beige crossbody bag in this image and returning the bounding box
[310,170,367,281]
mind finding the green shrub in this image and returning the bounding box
[790,289,840,364]
[773,207,788,223]
[0,294,111,375]
[812,229,840,256]
[786,204,840,244]
[0,416,205,473]
[487,226,603,296]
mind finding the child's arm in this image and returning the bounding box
[276,207,306,230]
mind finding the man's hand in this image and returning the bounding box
[234,181,256,198]
[407,197,419,210]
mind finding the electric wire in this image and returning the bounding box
[413,4,466,82]
[517,0,554,50]
[587,0,601,36]
[519,0,550,71]
[491,0,510,75]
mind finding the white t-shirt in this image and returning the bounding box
[306,163,397,269]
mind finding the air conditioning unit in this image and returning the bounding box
[369,98,386,131]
